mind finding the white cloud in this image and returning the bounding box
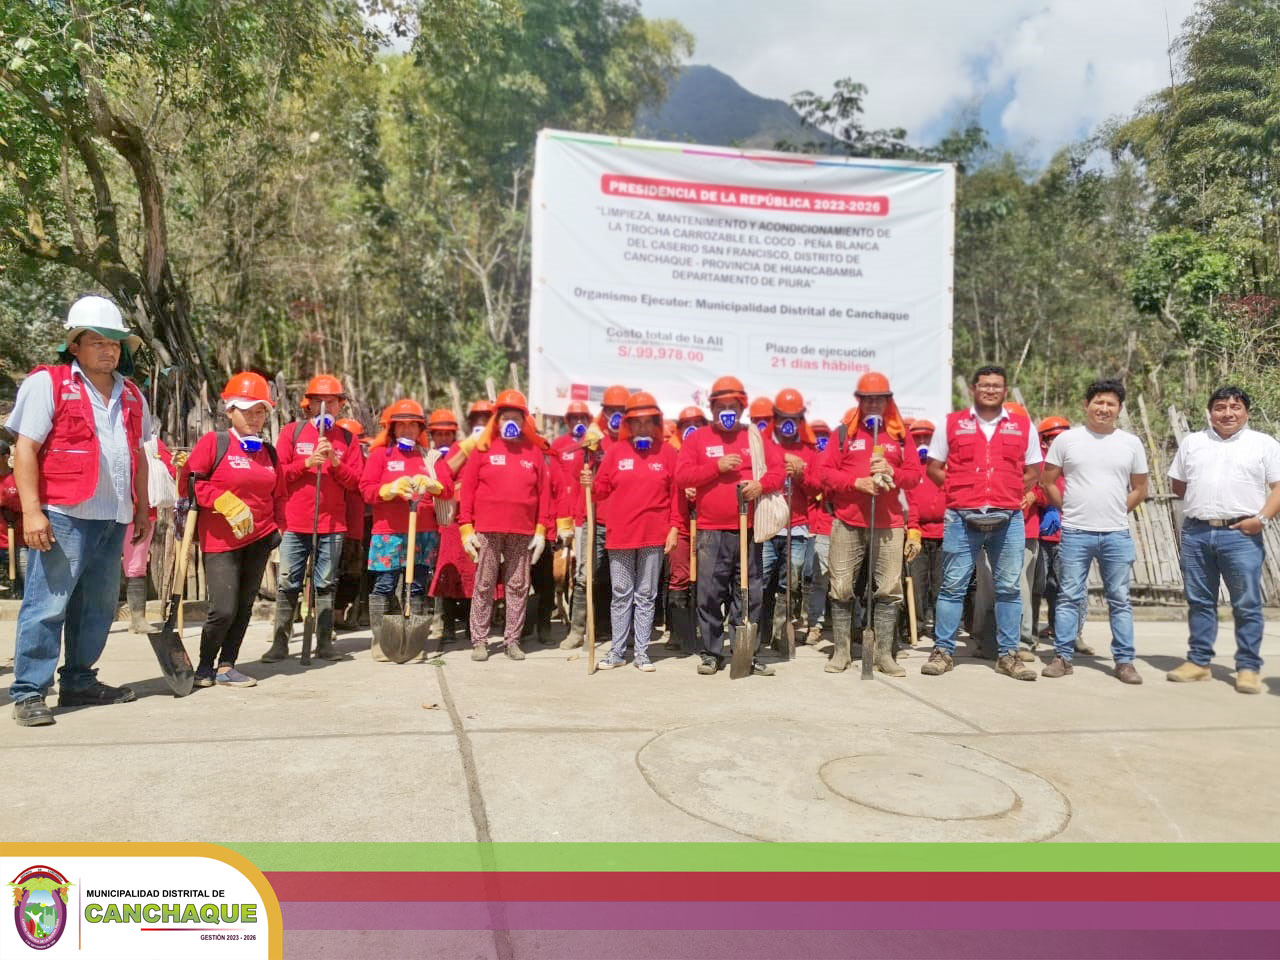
[639,0,1198,158]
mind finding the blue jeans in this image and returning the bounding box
[1180,520,1265,671]
[607,545,664,662]
[761,529,809,637]
[1053,528,1136,663]
[370,531,439,598]
[279,531,343,595]
[10,513,127,702]
[934,509,1024,656]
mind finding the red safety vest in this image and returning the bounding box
[33,364,144,506]
[942,409,1031,510]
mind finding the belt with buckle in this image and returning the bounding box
[1197,516,1251,528]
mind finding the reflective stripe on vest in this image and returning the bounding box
[34,364,144,506]
[941,409,1030,510]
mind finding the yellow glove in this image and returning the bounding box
[904,528,922,563]
[413,473,444,496]
[213,490,254,540]
[172,450,189,469]
[458,434,479,456]
[582,423,604,451]
[380,476,414,501]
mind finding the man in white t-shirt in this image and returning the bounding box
[1166,385,1280,695]
[1040,379,1149,684]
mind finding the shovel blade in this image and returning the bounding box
[148,626,195,697]
[730,622,756,679]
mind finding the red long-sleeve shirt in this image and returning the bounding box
[673,424,785,531]
[552,433,616,526]
[592,440,677,549]
[276,420,363,534]
[0,473,22,549]
[360,445,455,535]
[458,435,553,536]
[775,438,821,528]
[819,423,922,529]
[907,470,947,539]
[187,429,287,553]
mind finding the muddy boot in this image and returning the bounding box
[667,588,692,651]
[127,576,150,633]
[560,581,586,650]
[428,597,445,642]
[263,592,297,662]
[368,593,391,662]
[313,593,346,661]
[441,598,459,646]
[825,599,853,673]
[873,601,906,677]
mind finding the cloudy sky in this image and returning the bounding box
[638,0,1199,159]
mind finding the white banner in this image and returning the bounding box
[528,130,955,424]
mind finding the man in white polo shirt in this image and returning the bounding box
[1039,379,1149,684]
[1167,386,1280,695]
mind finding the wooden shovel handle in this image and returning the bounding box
[404,499,418,619]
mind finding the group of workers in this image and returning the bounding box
[5,297,1275,727]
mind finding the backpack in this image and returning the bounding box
[192,431,280,494]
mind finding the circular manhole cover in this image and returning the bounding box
[636,720,1068,842]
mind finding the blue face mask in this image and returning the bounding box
[240,436,263,454]
[682,425,697,440]
[755,419,770,432]
[501,419,521,440]
[717,410,739,431]
[396,436,415,453]
[917,444,929,464]
[863,415,884,433]
[633,436,653,452]
[815,436,829,452]
[779,419,798,439]
[607,411,623,432]
[471,423,485,437]
[315,413,334,431]
[437,445,450,456]
[572,422,587,439]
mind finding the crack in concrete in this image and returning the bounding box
[873,675,990,734]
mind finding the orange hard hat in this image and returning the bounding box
[602,385,630,408]
[1038,415,1070,436]
[1005,401,1029,418]
[663,419,676,438]
[854,372,892,397]
[565,400,591,418]
[382,398,426,424]
[336,417,364,436]
[677,405,707,425]
[624,391,662,419]
[304,374,345,398]
[909,418,936,436]
[810,419,830,436]
[749,396,774,419]
[495,388,529,415]
[428,408,458,431]
[221,371,272,407]
[467,400,494,419]
[774,388,805,417]
[709,375,747,404]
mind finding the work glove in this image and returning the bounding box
[904,528,922,562]
[582,423,605,451]
[413,473,443,496]
[457,434,479,457]
[556,518,575,547]
[460,524,482,562]
[213,490,254,540]
[874,472,895,492]
[528,526,547,565]
[1039,506,1061,537]
[171,450,189,470]
[380,476,415,501]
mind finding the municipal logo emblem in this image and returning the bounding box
[10,865,71,950]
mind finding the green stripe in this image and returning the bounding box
[545,133,682,153]
[226,843,1278,873]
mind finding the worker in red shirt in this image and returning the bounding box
[819,372,923,675]
[265,374,363,663]
[0,439,24,598]
[334,417,369,630]
[665,406,707,651]
[428,407,483,646]
[551,400,592,648]
[583,392,678,671]
[1032,416,1073,649]
[748,396,774,435]
[759,389,821,653]
[904,419,945,640]
[921,364,1043,680]
[560,385,628,649]
[186,373,288,687]
[359,400,452,658]
[802,419,833,643]
[675,375,785,676]
[458,390,552,661]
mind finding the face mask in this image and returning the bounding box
[501,419,521,440]
[917,444,929,464]
[315,413,334,431]
[471,424,485,437]
[779,419,798,439]
[863,415,884,433]
[682,425,697,440]
[815,436,828,452]
[717,410,738,431]
[437,445,450,456]
[755,419,770,432]
[607,411,623,432]
[239,436,263,454]
[633,436,653,452]
[396,436,415,453]
[572,422,586,439]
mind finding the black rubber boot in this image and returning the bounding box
[127,576,150,633]
[825,599,853,673]
[263,592,297,662]
[873,600,906,676]
[667,588,693,651]
[368,593,390,662]
[428,596,445,641]
[561,580,586,650]
[314,594,345,660]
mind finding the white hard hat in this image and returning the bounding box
[64,296,142,351]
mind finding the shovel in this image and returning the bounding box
[730,483,756,680]
[861,418,881,680]
[781,478,796,659]
[585,484,597,675]
[148,492,198,697]
[377,496,429,663]
[6,520,15,585]
[299,464,323,665]
[904,559,919,647]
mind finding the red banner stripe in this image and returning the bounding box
[264,872,1280,903]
